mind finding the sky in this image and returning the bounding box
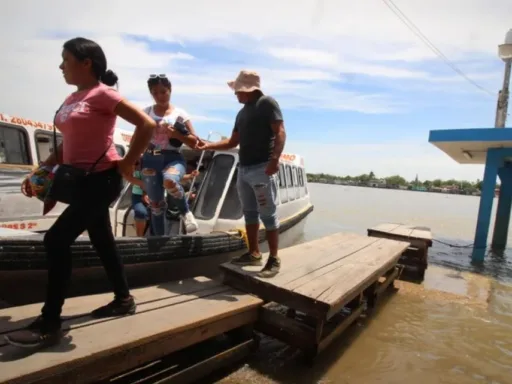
[1,0,511,182]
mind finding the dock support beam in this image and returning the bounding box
[473,150,498,261]
[473,148,512,262]
[491,163,512,250]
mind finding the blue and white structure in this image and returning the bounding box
[429,29,512,262]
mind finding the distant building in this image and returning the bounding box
[441,185,460,194]
[367,179,386,188]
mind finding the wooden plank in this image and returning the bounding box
[0,282,263,384]
[0,295,260,384]
[256,232,363,273]
[410,228,433,241]
[278,237,381,288]
[282,238,392,292]
[317,304,364,355]
[368,223,402,233]
[221,235,382,318]
[0,277,221,336]
[304,240,408,318]
[310,239,407,303]
[223,232,362,278]
[223,272,328,319]
[317,239,408,309]
[389,226,414,238]
[255,305,317,350]
[152,338,256,384]
[105,324,256,384]
[368,223,433,242]
[369,223,412,237]
[221,233,409,320]
[375,267,400,297]
[222,234,380,289]
[256,300,365,358]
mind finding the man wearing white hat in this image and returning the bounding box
[197,70,286,278]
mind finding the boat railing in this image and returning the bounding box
[112,181,132,237]
[185,131,218,205]
[179,131,221,234]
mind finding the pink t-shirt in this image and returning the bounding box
[55,83,122,172]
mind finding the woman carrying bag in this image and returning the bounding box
[141,74,202,236]
[5,37,156,349]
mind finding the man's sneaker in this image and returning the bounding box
[4,316,63,348]
[231,252,263,266]
[182,211,198,233]
[258,256,281,278]
[91,296,136,318]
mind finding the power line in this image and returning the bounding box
[382,0,495,97]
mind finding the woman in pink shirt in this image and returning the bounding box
[5,37,156,349]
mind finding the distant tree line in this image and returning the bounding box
[306,171,487,191]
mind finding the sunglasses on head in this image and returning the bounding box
[148,74,167,80]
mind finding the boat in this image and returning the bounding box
[0,113,314,306]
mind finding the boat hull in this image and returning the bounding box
[0,205,313,307]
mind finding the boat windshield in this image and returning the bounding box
[192,154,235,220]
[218,167,243,220]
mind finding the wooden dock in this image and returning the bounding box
[0,277,262,384]
[220,232,410,358]
[367,223,433,281]
[0,227,420,381]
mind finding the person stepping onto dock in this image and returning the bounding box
[197,70,286,278]
[4,37,155,349]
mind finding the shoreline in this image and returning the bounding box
[308,181,483,197]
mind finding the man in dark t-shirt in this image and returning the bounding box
[197,70,286,278]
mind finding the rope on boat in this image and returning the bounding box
[210,229,249,248]
[432,239,475,249]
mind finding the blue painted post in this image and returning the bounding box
[472,149,500,262]
[491,162,512,250]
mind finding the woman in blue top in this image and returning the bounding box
[141,74,202,235]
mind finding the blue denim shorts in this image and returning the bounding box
[131,193,149,221]
[236,162,279,230]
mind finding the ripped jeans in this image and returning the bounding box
[237,162,279,231]
[141,151,189,236]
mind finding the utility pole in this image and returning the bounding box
[495,29,512,128]
[495,60,511,128]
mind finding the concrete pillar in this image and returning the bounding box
[491,162,512,249]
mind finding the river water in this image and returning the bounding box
[217,183,512,384]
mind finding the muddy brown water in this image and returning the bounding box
[213,184,512,384]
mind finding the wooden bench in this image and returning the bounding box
[0,277,262,384]
[220,232,410,359]
[367,223,433,281]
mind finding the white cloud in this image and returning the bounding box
[267,47,431,79]
[267,48,340,69]
[6,0,507,55]
[0,0,509,179]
